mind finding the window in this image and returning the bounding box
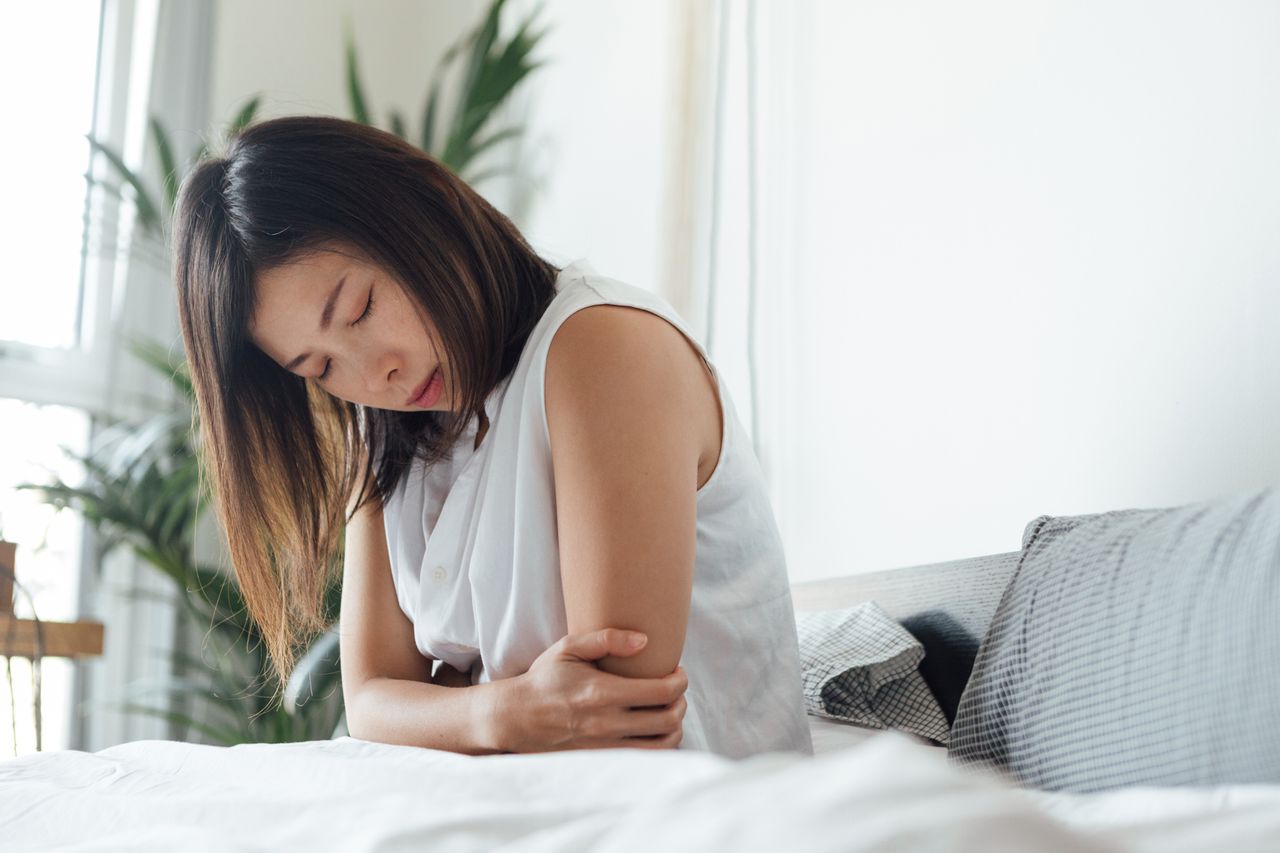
[0,5,102,350]
[0,401,92,756]
[0,1,107,756]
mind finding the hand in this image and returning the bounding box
[500,628,689,753]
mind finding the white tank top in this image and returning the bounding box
[381,258,814,759]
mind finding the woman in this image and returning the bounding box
[171,115,812,758]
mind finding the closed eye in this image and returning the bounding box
[353,289,375,326]
[318,289,375,381]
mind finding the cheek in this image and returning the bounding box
[395,291,440,350]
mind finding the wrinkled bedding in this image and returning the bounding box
[2,727,1277,852]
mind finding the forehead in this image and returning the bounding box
[248,249,357,354]
[255,248,352,298]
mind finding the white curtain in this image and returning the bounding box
[702,0,1280,583]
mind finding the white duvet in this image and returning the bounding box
[2,722,1278,852]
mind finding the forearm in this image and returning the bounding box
[346,675,512,755]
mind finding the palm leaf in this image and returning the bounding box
[85,134,162,235]
[148,116,179,215]
[420,59,448,154]
[441,2,505,168]
[85,178,130,207]
[284,626,341,714]
[229,94,261,135]
[454,0,505,130]
[117,701,247,746]
[389,109,407,140]
[421,37,468,156]
[441,1,549,177]
[453,126,523,177]
[169,650,260,738]
[126,335,195,402]
[153,464,201,546]
[465,164,517,186]
[344,25,372,125]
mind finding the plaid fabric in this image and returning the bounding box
[950,487,1280,791]
[795,602,951,745]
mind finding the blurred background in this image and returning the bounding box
[2,0,1279,757]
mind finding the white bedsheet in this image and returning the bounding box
[2,728,1277,852]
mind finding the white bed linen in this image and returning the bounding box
[2,729,1278,852]
[809,714,911,755]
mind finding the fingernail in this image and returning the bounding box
[629,632,647,648]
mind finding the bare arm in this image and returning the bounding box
[544,305,712,681]
[339,478,509,753]
[346,676,509,754]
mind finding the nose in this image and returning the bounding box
[365,350,400,396]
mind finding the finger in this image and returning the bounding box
[623,727,682,750]
[559,628,648,662]
[615,702,685,739]
[618,734,671,750]
[611,666,691,701]
[566,736,652,752]
[597,667,688,709]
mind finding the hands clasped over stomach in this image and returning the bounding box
[507,628,688,753]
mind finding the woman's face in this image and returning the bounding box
[249,244,455,412]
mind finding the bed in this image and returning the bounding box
[2,487,1279,851]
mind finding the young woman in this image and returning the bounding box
[171,115,812,758]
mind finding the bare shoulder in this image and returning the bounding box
[547,304,710,405]
[550,304,693,367]
[545,304,723,488]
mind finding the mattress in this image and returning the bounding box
[2,723,1277,852]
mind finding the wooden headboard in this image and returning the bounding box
[790,550,1022,722]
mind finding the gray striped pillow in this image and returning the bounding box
[950,487,1280,791]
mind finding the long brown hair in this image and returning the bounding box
[170,115,559,697]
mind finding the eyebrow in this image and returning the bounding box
[283,274,347,372]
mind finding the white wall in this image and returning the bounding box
[210,1,477,132]
[759,0,1280,579]
[495,0,704,313]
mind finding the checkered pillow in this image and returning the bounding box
[795,602,951,745]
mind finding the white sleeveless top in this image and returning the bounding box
[381,259,814,759]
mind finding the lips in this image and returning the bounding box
[405,369,437,406]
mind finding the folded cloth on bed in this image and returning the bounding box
[795,601,951,745]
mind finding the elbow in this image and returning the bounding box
[591,627,685,681]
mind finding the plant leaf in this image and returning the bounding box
[344,24,372,125]
[455,126,522,176]
[455,0,505,128]
[443,0,549,174]
[126,335,196,402]
[148,116,179,215]
[420,37,467,155]
[420,71,444,154]
[464,164,517,186]
[230,94,261,135]
[116,701,247,745]
[85,134,162,236]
